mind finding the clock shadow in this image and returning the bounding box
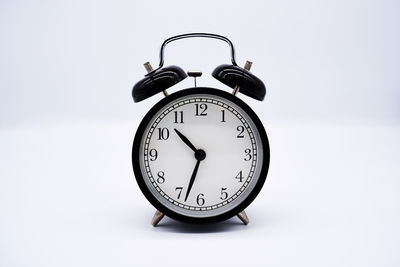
[154,216,246,234]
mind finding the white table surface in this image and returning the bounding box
[1,121,399,266]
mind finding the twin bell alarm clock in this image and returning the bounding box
[131,33,270,226]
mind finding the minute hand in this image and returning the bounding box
[184,160,201,202]
[174,128,197,152]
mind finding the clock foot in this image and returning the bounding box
[237,210,249,225]
[151,210,165,226]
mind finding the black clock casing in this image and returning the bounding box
[132,87,270,223]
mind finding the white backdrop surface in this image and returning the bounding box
[0,0,399,266]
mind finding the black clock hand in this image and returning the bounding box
[174,128,197,152]
[174,128,207,202]
[184,149,206,202]
[184,160,201,202]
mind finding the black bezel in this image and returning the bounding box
[132,87,270,224]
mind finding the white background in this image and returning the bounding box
[0,0,399,266]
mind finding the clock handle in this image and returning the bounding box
[132,33,266,102]
[154,33,237,73]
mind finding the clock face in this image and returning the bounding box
[133,88,269,223]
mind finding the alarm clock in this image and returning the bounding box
[131,33,270,226]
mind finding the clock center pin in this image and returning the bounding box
[195,149,206,161]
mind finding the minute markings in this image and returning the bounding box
[143,97,258,211]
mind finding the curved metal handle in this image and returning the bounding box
[156,33,237,71]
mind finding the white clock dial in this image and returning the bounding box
[138,93,264,218]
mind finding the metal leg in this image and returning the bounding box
[237,210,249,225]
[152,210,248,226]
[151,210,165,227]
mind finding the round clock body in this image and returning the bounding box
[132,87,270,223]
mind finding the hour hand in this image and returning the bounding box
[174,128,197,152]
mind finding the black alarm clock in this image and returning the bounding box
[131,33,270,226]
